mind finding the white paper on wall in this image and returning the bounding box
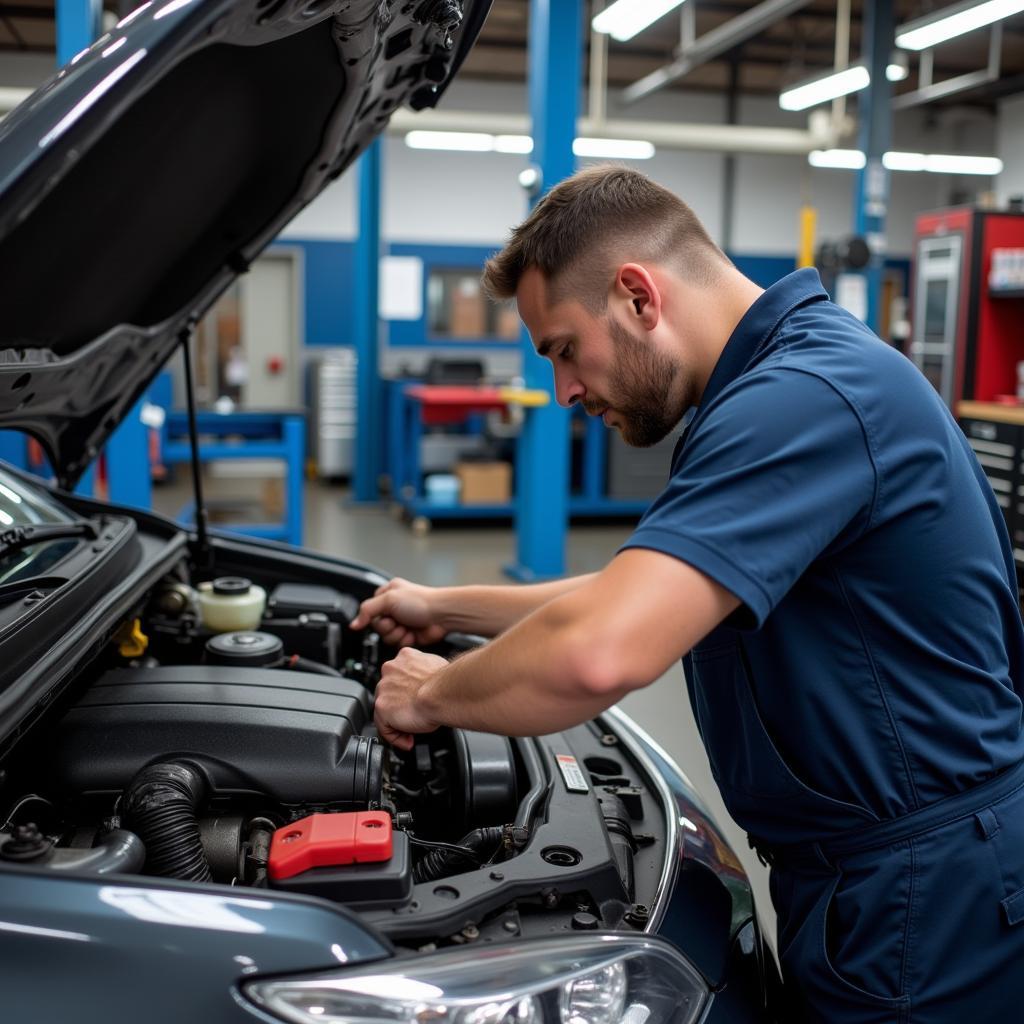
[835,273,868,322]
[380,255,424,320]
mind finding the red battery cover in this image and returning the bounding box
[268,811,393,881]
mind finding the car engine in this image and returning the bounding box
[0,557,669,949]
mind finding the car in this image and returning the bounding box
[0,0,779,1020]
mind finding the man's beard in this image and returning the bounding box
[584,319,687,448]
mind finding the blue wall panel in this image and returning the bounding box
[728,254,797,289]
[273,239,356,346]
[388,242,517,349]
[278,239,913,354]
[729,252,911,302]
[279,238,516,350]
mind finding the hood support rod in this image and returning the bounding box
[179,327,211,568]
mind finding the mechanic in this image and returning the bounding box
[351,166,1024,1022]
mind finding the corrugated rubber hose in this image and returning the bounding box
[123,762,212,882]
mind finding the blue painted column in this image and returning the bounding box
[853,0,894,333]
[505,0,581,581]
[106,399,151,509]
[58,0,101,498]
[283,415,305,546]
[57,0,101,66]
[353,139,383,503]
[0,433,27,472]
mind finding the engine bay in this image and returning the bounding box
[0,547,671,949]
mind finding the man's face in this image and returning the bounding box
[516,268,689,448]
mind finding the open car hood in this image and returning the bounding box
[0,0,489,488]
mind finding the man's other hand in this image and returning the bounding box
[350,578,448,648]
[373,647,447,750]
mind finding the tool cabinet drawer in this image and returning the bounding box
[961,418,1019,528]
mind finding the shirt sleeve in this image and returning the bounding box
[620,367,877,629]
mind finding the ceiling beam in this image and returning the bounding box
[390,105,842,154]
[0,5,58,20]
[2,13,25,45]
[622,0,817,103]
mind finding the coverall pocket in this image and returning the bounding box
[688,641,877,831]
[979,784,1024,925]
[780,868,912,1021]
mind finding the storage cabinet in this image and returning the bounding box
[958,403,1024,569]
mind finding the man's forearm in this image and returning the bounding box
[431,574,597,638]
[418,583,627,736]
[373,550,739,746]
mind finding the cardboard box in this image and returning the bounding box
[496,304,521,340]
[449,284,487,338]
[455,461,512,504]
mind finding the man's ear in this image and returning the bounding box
[614,264,661,329]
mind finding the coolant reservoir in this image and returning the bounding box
[196,577,267,632]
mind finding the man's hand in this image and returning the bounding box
[373,648,448,750]
[351,578,448,648]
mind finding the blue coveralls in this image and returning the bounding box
[622,269,1024,1022]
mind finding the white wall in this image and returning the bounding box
[382,142,529,243]
[280,175,357,240]
[997,95,1024,206]
[280,79,1002,258]
[1,53,55,89]
[3,54,1007,256]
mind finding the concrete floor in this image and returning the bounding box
[153,476,776,950]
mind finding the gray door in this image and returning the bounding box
[239,249,303,410]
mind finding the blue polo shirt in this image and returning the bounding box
[622,269,1024,833]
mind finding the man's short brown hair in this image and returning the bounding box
[482,166,731,310]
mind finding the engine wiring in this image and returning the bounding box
[406,833,482,862]
[2,793,54,831]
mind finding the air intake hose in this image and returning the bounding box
[413,826,504,883]
[53,829,147,875]
[123,762,212,882]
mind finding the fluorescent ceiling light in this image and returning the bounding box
[887,50,910,81]
[405,130,493,152]
[592,0,688,43]
[404,132,654,161]
[896,0,1024,51]
[573,137,656,159]
[885,151,1004,174]
[779,65,870,111]
[882,151,927,171]
[809,149,867,169]
[780,57,905,108]
[809,149,1002,175]
[493,135,533,154]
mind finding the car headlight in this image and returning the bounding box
[243,935,708,1024]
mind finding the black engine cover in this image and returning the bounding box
[49,666,382,805]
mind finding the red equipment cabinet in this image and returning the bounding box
[910,207,1024,407]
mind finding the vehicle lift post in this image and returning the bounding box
[504,0,582,581]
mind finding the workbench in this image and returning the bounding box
[162,410,305,546]
[387,382,653,532]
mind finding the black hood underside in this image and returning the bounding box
[0,0,487,486]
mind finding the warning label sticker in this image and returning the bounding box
[555,754,589,793]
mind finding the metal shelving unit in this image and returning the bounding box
[385,382,653,532]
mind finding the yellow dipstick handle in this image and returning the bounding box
[115,619,149,659]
